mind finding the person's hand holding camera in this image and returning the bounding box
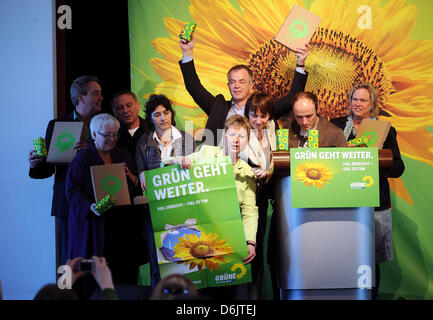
[91,256,114,290]
[66,257,87,285]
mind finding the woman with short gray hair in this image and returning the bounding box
[66,113,140,261]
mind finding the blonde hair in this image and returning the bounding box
[348,83,379,117]
[224,114,251,138]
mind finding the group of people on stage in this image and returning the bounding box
[28,33,404,300]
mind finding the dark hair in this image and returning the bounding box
[227,64,253,82]
[150,274,198,300]
[145,94,176,130]
[292,91,319,113]
[245,92,274,121]
[70,75,99,106]
[110,90,138,109]
[33,284,78,300]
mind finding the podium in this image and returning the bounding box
[271,150,393,300]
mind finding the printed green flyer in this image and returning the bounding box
[144,156,251,289]
[290,147,380,208]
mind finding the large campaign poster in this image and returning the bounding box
[144,156,251,289]
[290,147,379,208]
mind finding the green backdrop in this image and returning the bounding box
[129,0,433,299]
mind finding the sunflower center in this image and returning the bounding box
[190,241,215,258]
[249,28,394,119]
[306,168,321,180]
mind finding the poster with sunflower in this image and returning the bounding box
[144,156,251,289]
[129,0,433,299]
[290,147,379,208]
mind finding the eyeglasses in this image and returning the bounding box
[97,131,118,139]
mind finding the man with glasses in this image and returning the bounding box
[28,75,103,268]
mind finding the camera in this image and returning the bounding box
[78,259,95,272]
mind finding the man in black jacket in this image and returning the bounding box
[28,75,103,267]
[111,90,148,161]
[179,34,309,146]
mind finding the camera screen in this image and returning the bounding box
[79,260,94,272]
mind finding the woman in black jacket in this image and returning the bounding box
[331,83,405,299]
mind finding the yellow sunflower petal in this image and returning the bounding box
[205,259,221,272]
[310,0,348,31]
[150,80,203,108]
[189,0,258,58]
[397,129,433,167]
[162,17,188,39]
[367,5,418,59]
[389,177,414,206]
[149,58,182,82]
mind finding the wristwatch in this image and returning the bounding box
[247,241,256,248]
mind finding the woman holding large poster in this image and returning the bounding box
[171,115,258,299]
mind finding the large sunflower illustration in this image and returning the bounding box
[173,232,234,272]
[140,0,433,205]
[295,162,333,188]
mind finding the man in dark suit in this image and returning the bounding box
[28,75,103,267]
[111,90,162,293]
[111,90,148,160]
[288,91,347,148]
[179,35,309,146]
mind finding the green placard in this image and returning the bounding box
[144,156,251,289]
[290,147,379,208]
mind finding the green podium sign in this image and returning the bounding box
[290,148,380,208]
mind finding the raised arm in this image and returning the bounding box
[179,34,218,116]
[274,44,310,119]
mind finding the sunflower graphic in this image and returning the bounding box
[362,175,374,188]
[295,162,333,188]
[173,232,234,272]
[231,263,247,280]
[138,0,433,205]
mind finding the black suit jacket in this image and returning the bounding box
[29,112,91,217]
[117,116,148,166]
[179,59,308,146]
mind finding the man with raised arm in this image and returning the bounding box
[179,34,309,146]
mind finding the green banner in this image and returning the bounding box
[144,156,251,289]
[290,147,379,208]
